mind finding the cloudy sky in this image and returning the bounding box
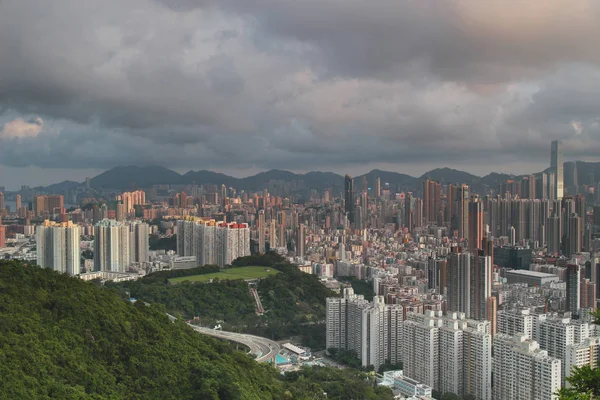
[1,1,600,189]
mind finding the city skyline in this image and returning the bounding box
[2,2,600,189]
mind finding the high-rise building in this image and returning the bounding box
[296,223,305,258]
[493,334,561,400]
[119,190,146,216]
[457,185,470,241]
[278,211,286,248]
[94,219,131,272]
[116,203,125,222]
[565,337,600,384]
[326,288,395,370]
[34,195,64,217]
[566,213,583,256]
[564,161,578,195]
[375,177,381,198]
[469,253,492,321]
[446,183,457,228]
[447,249,471,316]
[0,224,5,249]
[423,179,442,225]
[257,210,265,254]
[216,222,251,266]
[497,309,535,340]
[269,218,277,248]
[566,264,581,316]
[0,192,4,213]
[547,213,561,255]
[176,218,250,267]
[36,220,80,275]
[468,196,483,253]
[551,140,564,200]
[402,311,492,399]
[15,194,21,211]
[344,174,354,224]
[404,192,414,231]
[131,222,149,264]
[536,173,548,200]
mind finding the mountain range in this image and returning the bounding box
[38,162,600,194]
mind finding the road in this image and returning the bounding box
[166,313,280,363]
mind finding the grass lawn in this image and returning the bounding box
[169,266,279,284]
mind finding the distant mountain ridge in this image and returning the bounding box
[40,161,600,193]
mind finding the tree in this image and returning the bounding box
[558,366,600,399]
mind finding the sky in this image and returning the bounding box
[1,1,600,190]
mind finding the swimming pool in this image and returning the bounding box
[275,354,290,365]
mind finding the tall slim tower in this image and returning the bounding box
[551,140,564,200]
[457,185,470,241]
[344,175,354,224]
[468,195,483,253]
[257,210,266,254]
[296,223,305,258]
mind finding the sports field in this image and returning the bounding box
[169,266,278,284]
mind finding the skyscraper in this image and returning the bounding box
[564,161,578,195]
[551,140,564,200]
[257,210,265,253]
[269,218,277,248]
[447,249,471,316]
[423,179,442,224]
[131,222,149,264]
[296,223,305,258]
[446,184,457,228]
[34,195,64,217]
[566,264,581,316]
[94,219,131,272]
[469,253,492,321]
[344,174,354,224]
[457,184,470,241]
[566,213,582,256]
[36,220,81,275]
[493,334,561,400]
[468,195,483,253]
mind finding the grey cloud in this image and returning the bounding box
[1,0,600,179]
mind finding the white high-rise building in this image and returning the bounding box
[326,289,395,371]
[94,219,131,272]
[402,311,492,400]
[497,309,535,340]
[565,337,600,385]
[36,220,81,276]
[535,314,592,384]
[176,218,250,267]
[493,334,562,400]
[402,312,441,390]
[216,222,251,267]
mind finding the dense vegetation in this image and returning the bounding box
[107,253,336,348]
[0,260,393,400]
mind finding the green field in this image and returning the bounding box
[169,266,279,284]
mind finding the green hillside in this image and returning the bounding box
[0,260,393,400]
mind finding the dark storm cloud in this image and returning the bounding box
[1,0,600,176]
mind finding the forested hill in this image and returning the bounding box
[0,261,393,400]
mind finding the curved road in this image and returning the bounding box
[166,313,280,363]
